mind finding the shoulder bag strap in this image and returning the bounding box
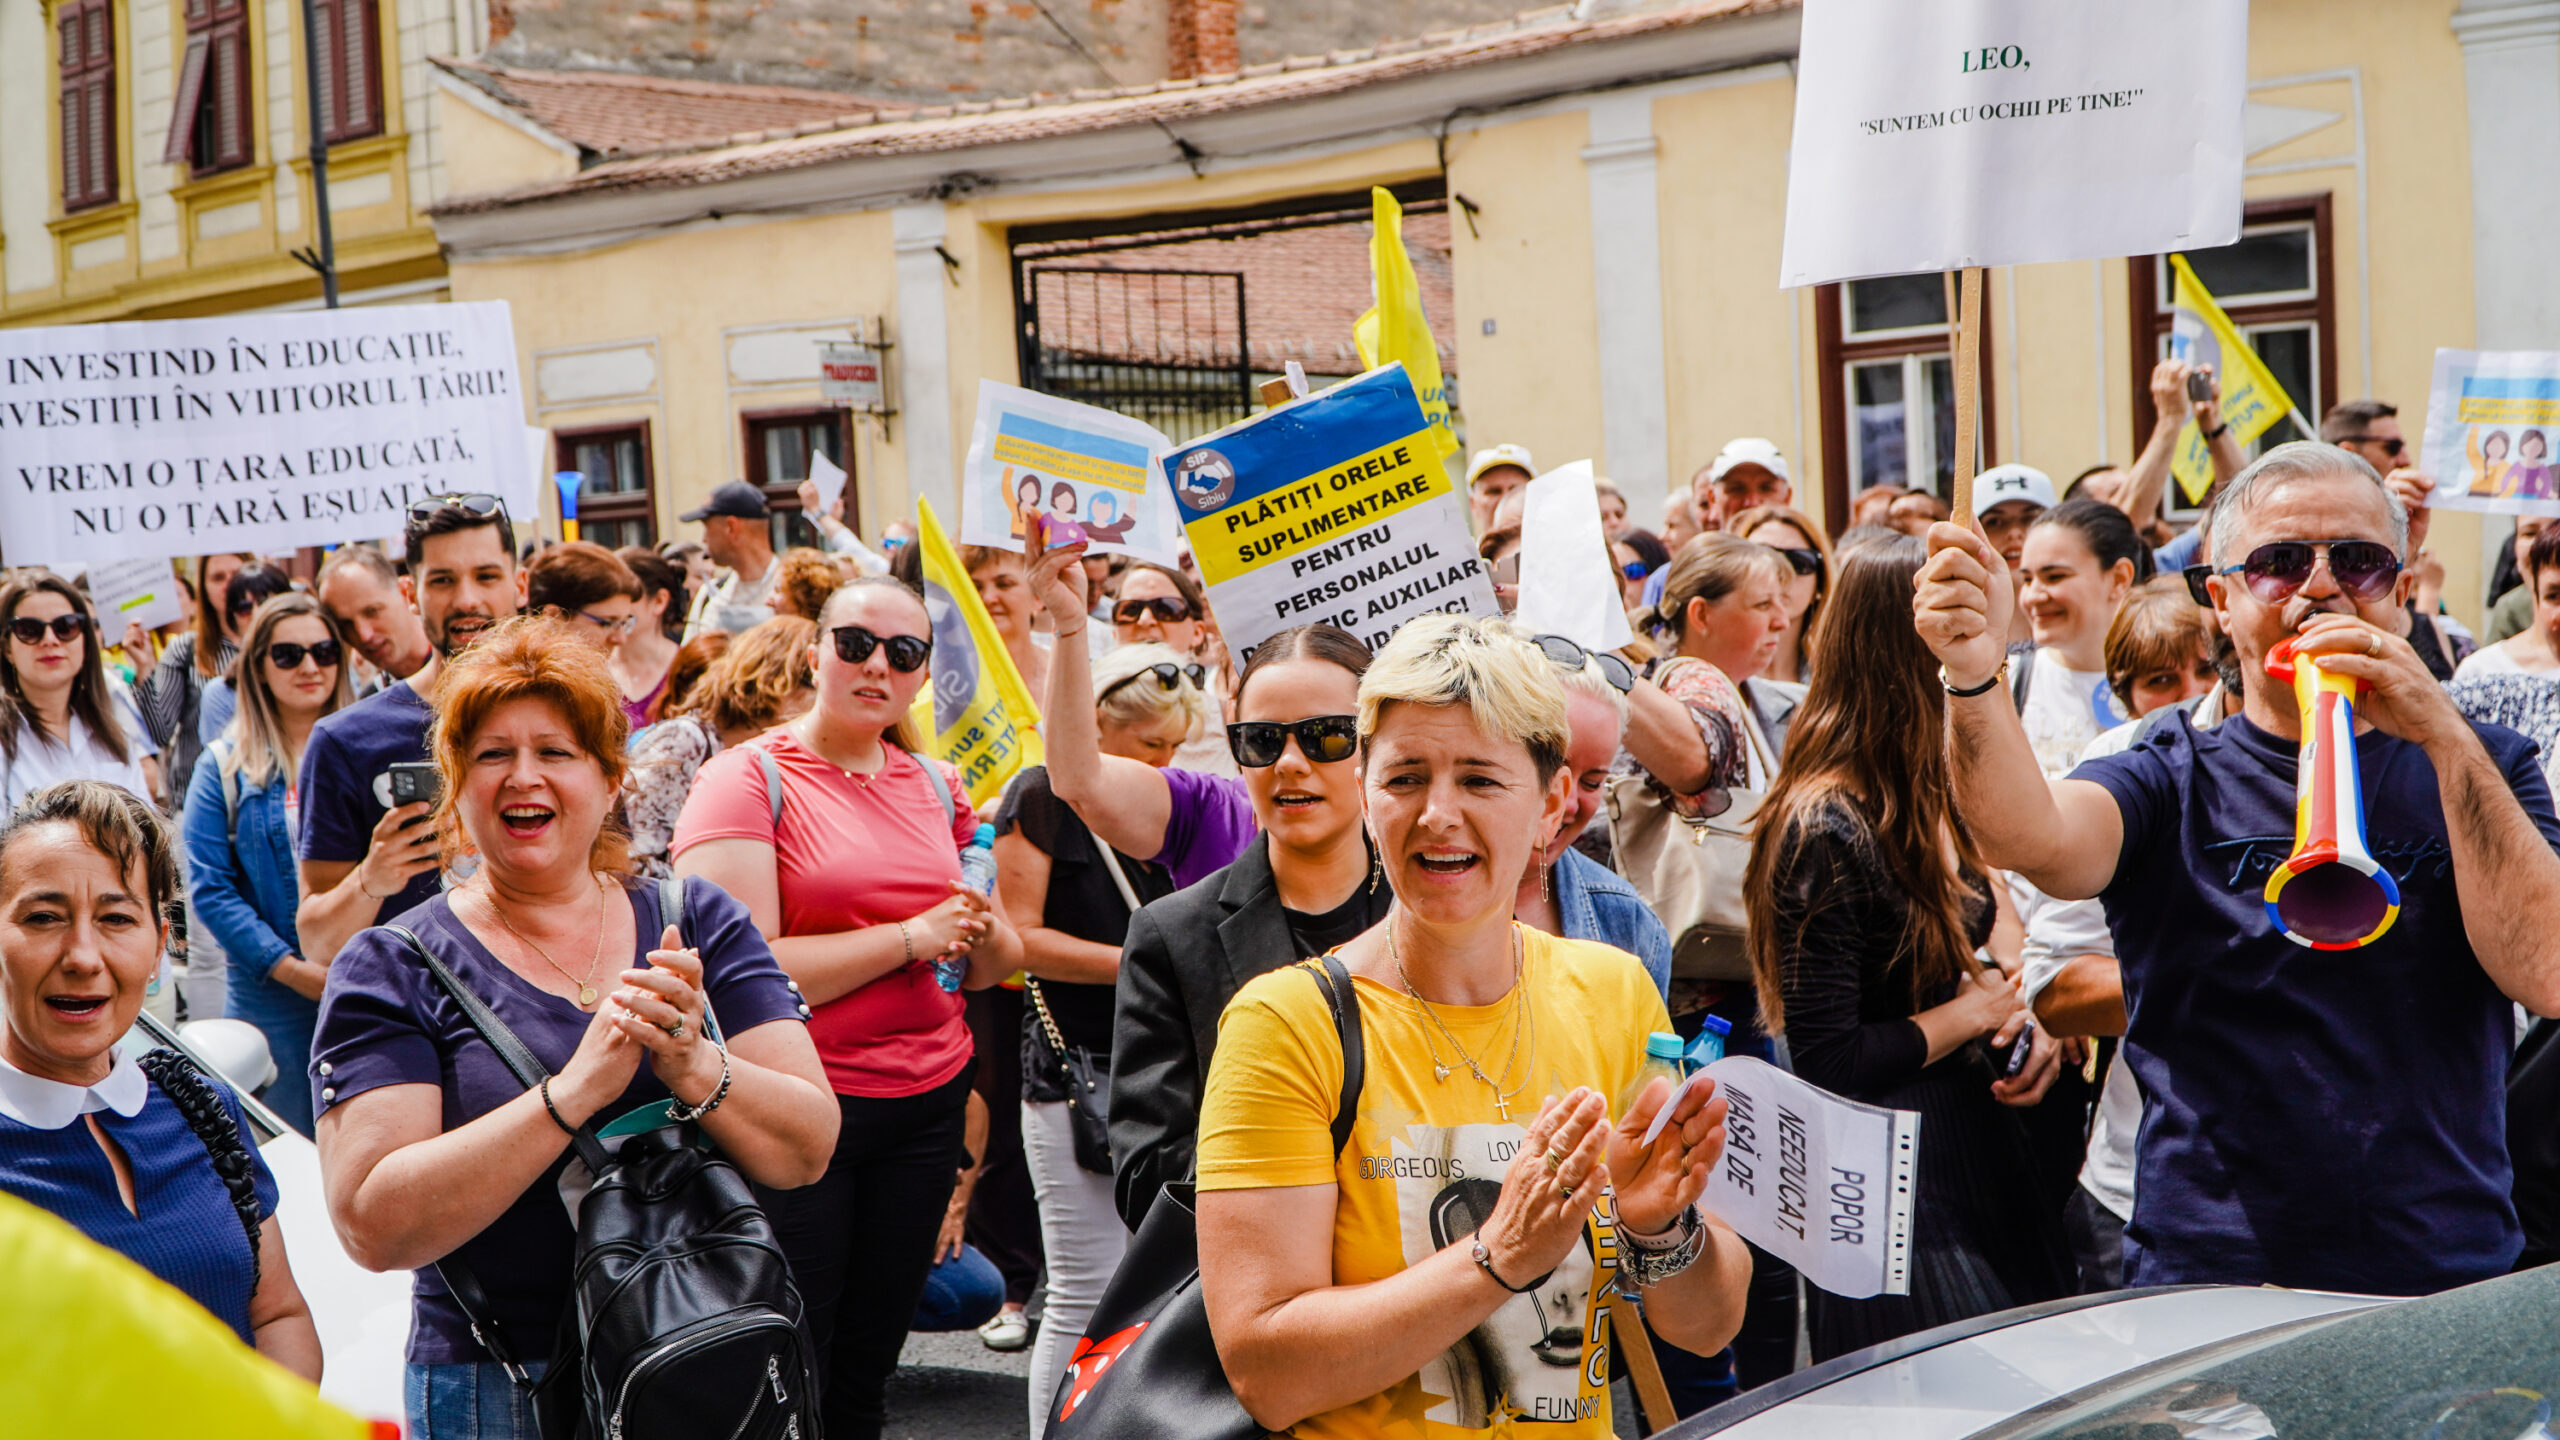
[1093,841,1145,915]
[1307,954,1366,1159]
[757,747,787,832]
[916,749,956,830]
[655,874,725,1045]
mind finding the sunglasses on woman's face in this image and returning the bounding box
[830,624,932,672]
[1227,714,1359,768]
[1619,560,1651,581]
[1101,662,1207,702]
[1772,547,1823,578]
[2340,435,2406,459]
[2216,538,2402,605]
[8,614,88,645]
[1531,633,1636,693]
[268,640,343,670]
[1114,595,1195,625]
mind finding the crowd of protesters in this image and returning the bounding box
[0,358,2556,1440]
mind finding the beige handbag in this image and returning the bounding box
[1604,706,1776,983]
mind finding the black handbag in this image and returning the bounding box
[391,876,819,1440]
[1041,955,1364,1440]
[2512,1016,2560,1271]
[1026,977,1114,1175]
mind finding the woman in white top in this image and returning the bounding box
[0,573,160,813]
[2455,524,2560,680]
[2014,500,2148,779]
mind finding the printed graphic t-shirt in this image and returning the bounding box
[2020,648,2130,779]
[1197,928,1670,1439]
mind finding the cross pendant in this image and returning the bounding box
[1493,1093,1512,1121]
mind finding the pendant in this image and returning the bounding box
[578,985,598,1007]
[1493,1093,1512,1121]
[1433,1063,1451,1083]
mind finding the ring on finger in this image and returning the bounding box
[1542,1147,1566,1172]
[1558,1178,1577,1200]
[660,1019,686,1040]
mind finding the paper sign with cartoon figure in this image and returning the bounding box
[2422,349,2560,516]
[959,380,1182,564]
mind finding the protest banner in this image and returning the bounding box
[2168,255,2304,505]
[1161,364,1498,662]
[910,498,1043,807]
[1780,0,2246,288]
[2420,349,2560,517]
[959,381,1181,566]
[1645,1056,1919,1299]
[1512,461,1632,652]
[84,556,186,633]
[1352,187,1458,460]
[0,302,527,567]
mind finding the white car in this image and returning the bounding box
[1674,1264,2560,1440]
[124,1012,410,1425]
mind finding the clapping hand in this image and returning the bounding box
[1608,1074,1728,1238]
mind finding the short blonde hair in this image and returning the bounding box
[1094,641,1213,742]
[1358,613,1569,780]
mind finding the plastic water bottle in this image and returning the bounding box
[1620,1031,1687,1121]
[939,825,998,992]
[1684,1015,1733,1072]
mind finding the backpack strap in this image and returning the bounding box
[1305,954,1366,1159]
[757,748,786,832]
[654,874,725,1045]
[916,749,956,831]
[206,735,241,831]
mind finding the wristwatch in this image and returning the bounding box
[1940,659,2009,698]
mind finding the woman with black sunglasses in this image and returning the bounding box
[182,594,353,1135]
[674,574,1021,1440]
[1024,535,1389,1232]
[1111,561,1239,774]
[1730,506,1833,687]
[0,573,159,817]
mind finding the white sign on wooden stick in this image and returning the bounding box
[1780,0,2248,288]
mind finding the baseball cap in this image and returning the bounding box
[1466,444,1537,486]
[1707,438,1790,485]
[1971,464,2058,517]
[679,480,770,523]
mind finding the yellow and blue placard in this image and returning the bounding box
[909,497,1042,807]
[1161,363,1497,659]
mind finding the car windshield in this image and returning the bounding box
[1988,1265,2560,1440]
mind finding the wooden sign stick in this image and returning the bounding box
[1948,266,1985,520]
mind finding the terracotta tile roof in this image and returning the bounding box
[436,60,892,160]
[433,0,1788,214]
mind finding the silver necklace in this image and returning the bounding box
[1391,920,1533,1120]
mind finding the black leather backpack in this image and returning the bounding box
[388,876,817,1440]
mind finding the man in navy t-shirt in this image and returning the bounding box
[1916,441,2560,1297]
[294,495,524,966]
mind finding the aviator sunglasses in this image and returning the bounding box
[1100,662,1208,702]
[267,639,343,670]
[2216,539,2401,605]
[407,492,509,526]
[7,614,88,645]
[1113,595,1196,625]
[830,625,932,672]
[1226,714,1359,769]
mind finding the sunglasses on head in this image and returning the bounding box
[407,492,509,526]
[1114,595,1195,625]
[8,614,87,645]
[1227,714,1359,769]
[830,625,932,672]
[1772,546,1823,578]
[1532,634,1637,693]
[268,639,343,670]
[2216,538,2402,605]
[1101,662,1207,702]
[2340,435,2406,459]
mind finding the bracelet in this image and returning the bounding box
[538,1076,579,1137]
[1623,1203,1700,1253]
[2201,421,2229,440]
[667,1041,732,1123]
[1939,660,2008,698]
[1622,1211,1708,1287]
[1055,626,1086,641]
[1471,1236,1536,1294]
[898,920,915,966]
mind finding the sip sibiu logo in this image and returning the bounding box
[1175,448,1236,510]
[1055,1321,1149,1421]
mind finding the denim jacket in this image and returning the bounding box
[1553,845,1671,1001]
[181,748,302,977]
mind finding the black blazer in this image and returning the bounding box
[1107,832,1387,1231]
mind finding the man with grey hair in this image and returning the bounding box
[1913,439,2560,1297]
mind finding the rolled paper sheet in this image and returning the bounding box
[2262,636,2401,949]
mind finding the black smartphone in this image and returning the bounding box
[386,761,441,812]
[1987,1027,2035,1080]
[2186,369,2217,406]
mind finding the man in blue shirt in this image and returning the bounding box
[1915,441,2560,1296]
[294,495,524,966]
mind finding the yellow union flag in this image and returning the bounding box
[1353,187,1458,460]
[2169,253,2298,504]
[909,498,1042,807]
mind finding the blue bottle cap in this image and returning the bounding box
[1700,1015,1733,1037]
[1644,1031,1685,1061]
[973,823,995,845]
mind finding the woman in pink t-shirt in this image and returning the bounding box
[674,575,1021,1440]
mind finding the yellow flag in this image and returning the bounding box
[2168,253,2299,504]
[908,498,1042,807]
[0,1191,384,1440]
[1353,187,1458,459]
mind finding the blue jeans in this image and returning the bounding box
[405,1361,544,1440]
[909,1243,1005,1332]
[225,968,319,1137]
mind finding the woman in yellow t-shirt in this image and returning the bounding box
[1197,615,1749,1439]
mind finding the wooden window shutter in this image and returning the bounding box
[338,0,378,138]
[163,35,210,165]
[58,0,117,210]
[209,24,251,168]
[312,0,340,138]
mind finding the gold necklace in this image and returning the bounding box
[1390,920,1533,1120]
[483,874,610,1007]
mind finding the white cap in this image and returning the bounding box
[1971,463,2058,516]
[1467,443,1537,485]
[1707,438,1790,485]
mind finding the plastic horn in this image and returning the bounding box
[2261,636,2400,949]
